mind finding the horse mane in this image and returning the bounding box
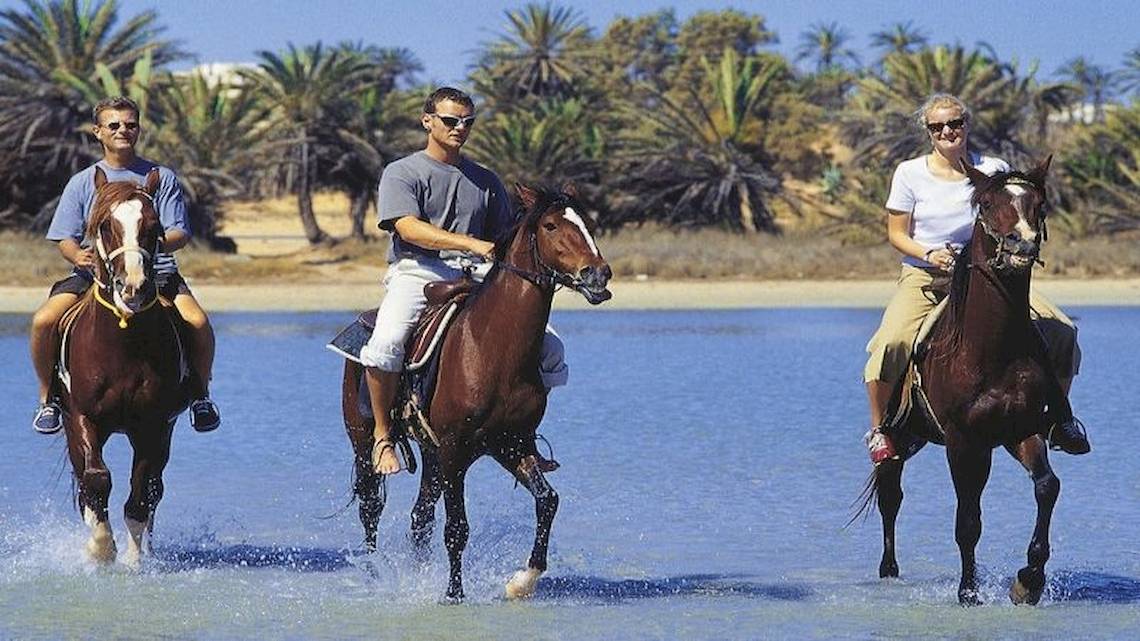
[84,181,144,241]
[491,187,579,261]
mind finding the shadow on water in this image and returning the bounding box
[154,544,355,573]
[535,573,812,602]
[1050,570,1140,603]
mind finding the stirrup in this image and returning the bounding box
[189,398,221,432]
[1046,417,1090,455]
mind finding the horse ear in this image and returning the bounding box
[561,181,578,199]
[144,168,160,196]
[1027,155,1052,187]
[959,159,991,188]
[94,166,107,189]
[515,183,539,211]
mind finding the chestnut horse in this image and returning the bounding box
[869,157,1068,605]
[58,167,189,567]
[341,184,612,601]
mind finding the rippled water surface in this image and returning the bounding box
[1,308,1138,640]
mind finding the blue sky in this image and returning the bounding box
[38,0,1139,88]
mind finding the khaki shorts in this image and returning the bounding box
[864,264,1080,384]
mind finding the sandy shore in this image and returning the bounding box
[3,278,1140,313]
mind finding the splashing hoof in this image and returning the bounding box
[506,568,542,600]
[1010,569,1045,605]
[86,532,117,564]
[958,588,983,607]
[879,559,899,579]
[440,590,464,605]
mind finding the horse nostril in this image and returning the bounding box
[602,264,612,280]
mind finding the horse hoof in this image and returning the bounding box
[440,591,464,605]
[1010,571,1045,605]
[879,560,899,579]
[505,568,542,600]
[86,534,117,564]
[958,589,983,607]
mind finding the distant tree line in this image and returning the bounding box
[1,0,1138,247]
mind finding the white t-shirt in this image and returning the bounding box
[885,152,1009,267]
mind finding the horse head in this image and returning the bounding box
[962,156,1052,272]
[87,166,163,317]
[511,183,612,305]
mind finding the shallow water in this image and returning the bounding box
[1,308,1138,640]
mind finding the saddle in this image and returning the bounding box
[56,288,190,395]
[328,276,479,446]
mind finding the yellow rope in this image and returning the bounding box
[92,286,156,329]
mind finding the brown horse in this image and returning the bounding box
[341,184,612,601]
[58,167,190,567]
[869,157,1068,605]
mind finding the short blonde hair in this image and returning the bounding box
[914,93,970,130]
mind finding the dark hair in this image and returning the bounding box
[423,87,474,114]
[93,96,141,123]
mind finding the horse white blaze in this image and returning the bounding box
[1005,184,1037,241]
[111,200,146,288]
[563,207,600,257]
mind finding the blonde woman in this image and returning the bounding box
[863,93,1089,464]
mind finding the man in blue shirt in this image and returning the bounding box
[29,96,221,434]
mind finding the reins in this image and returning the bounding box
[495,221,583,291]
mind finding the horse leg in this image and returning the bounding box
[440,464,470,603]
[876,459,904,578]
[495,452,558,600]
[69,414,116,564]
[122,420,174,570]
[947,445,993,606]
[1006,436,1059,605]
[344,361,385,551]
[410,447,442,562]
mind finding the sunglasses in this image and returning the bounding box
[433,113,476,129]
[926,118,965,134]
[100,121,139,132]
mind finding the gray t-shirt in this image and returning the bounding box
[47,158,189,275]
[377,151,514,263]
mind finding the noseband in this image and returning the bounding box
[975,176,1046,272]
[496,215,590,291]
[91,189,159,327]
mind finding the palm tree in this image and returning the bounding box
[0,0,182,229]
[1063,101,1140,232]
[327,44,422,239]
[869,21,928,58]
[1120,47,1140,97]
[472,2,592,103]
[146,70,270,247]
[466,97,604,202]
[795,21,860,72]
[615,48,785,232]
[241,43,373,244]
[1055,56,1115,122]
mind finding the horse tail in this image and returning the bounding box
[846,467,880,528]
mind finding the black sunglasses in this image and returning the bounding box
[433,114,476,129]
[100,121,139,132]
[926,118,965,134]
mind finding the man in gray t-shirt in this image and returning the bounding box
[359,87,566,476]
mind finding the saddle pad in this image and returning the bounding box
[326,315,373,364]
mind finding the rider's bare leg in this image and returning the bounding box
[173,293,214,397]
[365,367,402,475]
[30,292,78,402]
[866,380,892,428]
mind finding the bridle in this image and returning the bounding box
[90,189,159,328]
[974,176,1046,273]
[495,206,592,292]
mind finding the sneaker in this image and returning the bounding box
[32,401,63,434]
[189,398,221,432]
[1047,417,1090,455]
[866,428,898,465]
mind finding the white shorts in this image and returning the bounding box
[359,257,568,388]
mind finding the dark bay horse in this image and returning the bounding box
[870,157,1067,606]
[341,184,612,601]
[59,167,189,567]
